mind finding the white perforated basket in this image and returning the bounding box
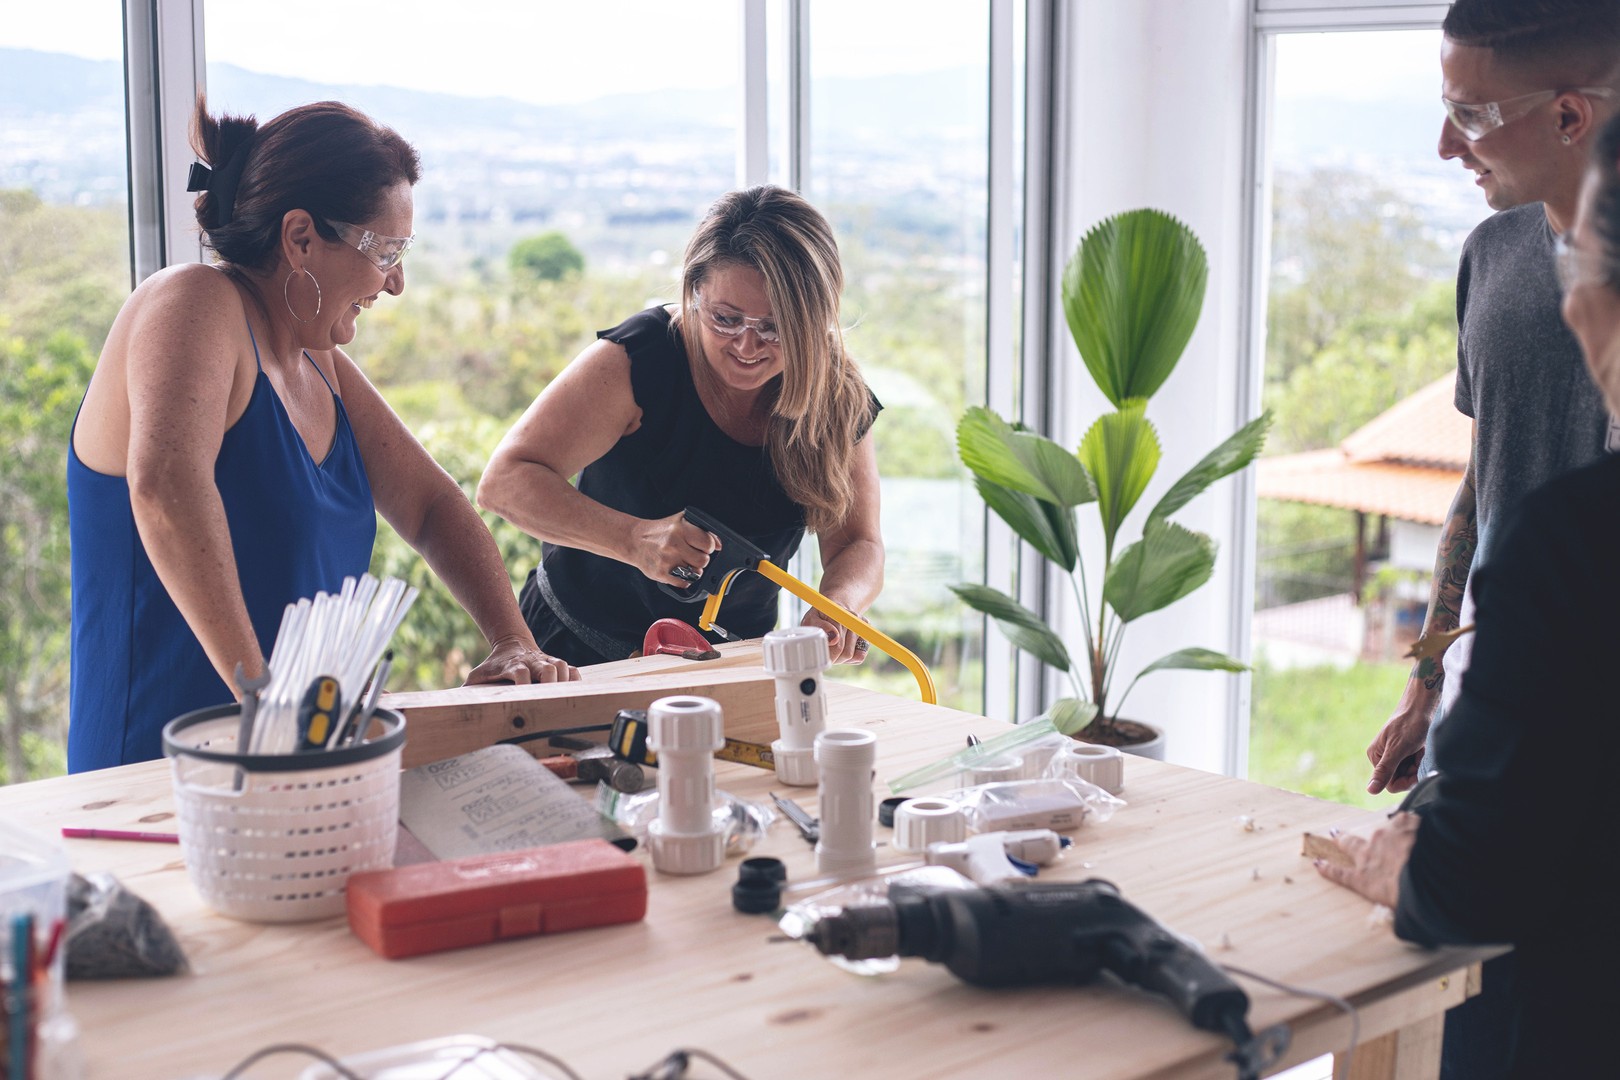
[162,704,405,923]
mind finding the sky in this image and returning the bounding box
[2,2,1442,106]
[0,0,992,104]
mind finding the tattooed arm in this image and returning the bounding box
[1365,429,1478,794]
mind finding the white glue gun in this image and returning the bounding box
[923,829,1070,886]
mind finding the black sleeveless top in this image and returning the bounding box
[533,307,812,658]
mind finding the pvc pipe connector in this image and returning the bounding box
[814,728,877,877]
[891,797,967,852]
[1058,742,1125,795]
[763,627,830,787]
[646,696,727,875]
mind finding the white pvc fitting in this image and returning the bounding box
[963,754,1023,787]
[814,728,877,877]
[646,695,727,875]
[892,798,967,852]
[1059,742,1125,795]
[764,627,830,787]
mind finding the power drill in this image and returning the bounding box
[803,879,1287,1079]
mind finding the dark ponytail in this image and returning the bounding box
[188,96,421,271]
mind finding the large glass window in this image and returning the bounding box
[1249,29,1489,807]
[807,0,992,713]
[0,1,133,780]
[205,1,740,690]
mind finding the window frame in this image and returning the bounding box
[128,0,1052,721]
[1238,0,1448,772]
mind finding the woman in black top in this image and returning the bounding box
[478,186,883,665]
[1315,112,1620,1076]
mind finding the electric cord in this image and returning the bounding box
[628,1047,757,1080]
[217,1039,586,1080]
[1221,963,1360,1075]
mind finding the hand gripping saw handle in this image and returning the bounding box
[657,506,937,704]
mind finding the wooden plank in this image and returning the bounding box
[1338,1012,1444,1080]
[574,639,767,681]
[387,666,777,767]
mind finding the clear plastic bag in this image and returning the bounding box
[887,718,1077,795]
[943,777,1124,833]
[64,872,188,979]
[777,865,975,975]
[595,785,775,857]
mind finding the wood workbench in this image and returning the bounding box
[0,657,1496,1080]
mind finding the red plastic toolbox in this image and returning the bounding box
[346,839,647,959]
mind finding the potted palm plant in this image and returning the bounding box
[951,208,1270,758]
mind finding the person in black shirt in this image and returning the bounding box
[1316,107,1620,1078]
[478,186,883,665]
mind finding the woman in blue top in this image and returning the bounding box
[478,187,884,666]
[67,99,575,772]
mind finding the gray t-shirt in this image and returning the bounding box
[1455,203,1619,551]
[1437,203,1620,739]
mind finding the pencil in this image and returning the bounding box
[60,827,180,844]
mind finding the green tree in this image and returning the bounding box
[509,231,585,282]
[1266,168,1452,387]
[0,327,96,781]
[366,414,542,692]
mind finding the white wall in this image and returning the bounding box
[1055,0,1254,773]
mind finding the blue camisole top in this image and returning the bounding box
[66,324,375,771]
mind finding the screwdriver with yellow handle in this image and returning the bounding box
[657,506,937,704]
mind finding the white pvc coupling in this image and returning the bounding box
[814,728,877,877]
[646,695,727,875]
[763,626,830,787]
[891,797,967,852]
[1058,742,1125,795]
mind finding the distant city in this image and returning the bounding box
[2,45,1486,280]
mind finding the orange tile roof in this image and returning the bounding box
[1341,373,1471,470]
[1257,372,1468,523]
[1256,450,1460,525]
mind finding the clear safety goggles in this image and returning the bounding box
[1442,86,1615,142]
[1553,232,1615,291]
[694,293,781,344]
[326,219,415,272]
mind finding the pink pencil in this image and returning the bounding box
[61,827,180,844]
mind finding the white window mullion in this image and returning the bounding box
[738,0,769,188]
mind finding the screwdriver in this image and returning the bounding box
[771,792,820,845]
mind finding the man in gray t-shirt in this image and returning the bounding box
[1365,2,1620,797]
[1361,7,1620,1079]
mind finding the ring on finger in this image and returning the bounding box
[671,565,701,583]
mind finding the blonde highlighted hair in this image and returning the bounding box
[677,186,872,535]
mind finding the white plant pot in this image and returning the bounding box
[1117,721,1165,761]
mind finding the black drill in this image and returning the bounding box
[804,879,1287,1079]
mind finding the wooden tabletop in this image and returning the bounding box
[0,676,1494,1080]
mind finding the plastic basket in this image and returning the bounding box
[161,704,406,923]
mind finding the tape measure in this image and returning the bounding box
[611,709,774,771]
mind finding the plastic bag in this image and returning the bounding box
[595,785,775,856]
[887,718,1075,795]
[943,777,1124,833]
[64,872,188,979]
[777,865,975,975]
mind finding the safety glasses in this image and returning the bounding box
[1442,86,1615,142]
[694,293,781,344]
[1553,233,1614,292]
[326,219,415,272]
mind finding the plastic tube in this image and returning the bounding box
[763,627,830,786]
[814,729,877,877]
[646,696,727,875]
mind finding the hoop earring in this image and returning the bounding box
[283,266,322,324]
[1562,133,1573,145]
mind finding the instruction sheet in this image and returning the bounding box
[399,744,633,859]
